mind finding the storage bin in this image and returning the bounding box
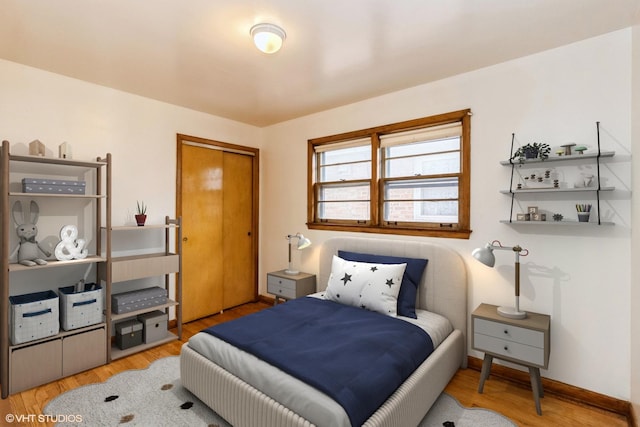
[9,290,59,345]
[137,310,168,343]
[22,178,86,195]
[58,283,103,330]
[111,286,167,314]
[115,319,143,350]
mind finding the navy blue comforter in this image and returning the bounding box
[202,297,434,426]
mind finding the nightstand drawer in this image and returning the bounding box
[474,332,545,366]
[267,275,296,290]
[267,281,297,299]
[474,318,544,348]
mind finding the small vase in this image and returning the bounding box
[135,214,147,226]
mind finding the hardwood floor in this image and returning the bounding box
[5,301,630,427]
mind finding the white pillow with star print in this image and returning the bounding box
[324,255,407,316]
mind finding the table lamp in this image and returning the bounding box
[285,233,311,275]
[472,240,529,319]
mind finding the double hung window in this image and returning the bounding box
[308,109,471,238]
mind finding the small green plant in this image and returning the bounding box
[511,142,551,163]
[136,201,147,215]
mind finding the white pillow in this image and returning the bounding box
[324,255,407,316]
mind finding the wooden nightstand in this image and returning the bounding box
[267,270,316,304]
[472,303,551,415]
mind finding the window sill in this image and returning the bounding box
[307,223,472,239]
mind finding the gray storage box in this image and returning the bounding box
[115,319,143,350]
[9,290,60,345]
[22,178,86,194]
[59,283,103,330]
[137,310,168,344]
[111,286,167,314]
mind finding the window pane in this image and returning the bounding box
[385,178,459,200]
[320,161,371,182]
[384,177,458,223]
[319,183,370,201]
[385,151,460,178]
[384,200,458,223]
[321,145,371,165]
[386,137,459,157]
[318,201,370,220]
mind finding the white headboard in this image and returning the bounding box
[319,237,468,340]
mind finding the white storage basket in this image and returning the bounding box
[59,283,103,331]
[9,290,60,345]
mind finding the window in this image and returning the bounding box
[308,109,471,239]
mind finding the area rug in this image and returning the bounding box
[44,356,516,427]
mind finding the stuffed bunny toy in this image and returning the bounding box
[10,200,51,266]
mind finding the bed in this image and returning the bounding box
[180,236,467,427]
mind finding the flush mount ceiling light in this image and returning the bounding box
[250,23,286,54]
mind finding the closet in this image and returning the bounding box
[177,135,258,322]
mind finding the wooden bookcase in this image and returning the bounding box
[0,140,110,398]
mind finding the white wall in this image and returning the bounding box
[263,29,633,400]
[0,58,263,298]
[0,59,263,224]
[630,23,640,423]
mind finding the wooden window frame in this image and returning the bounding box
[307,109,472,239]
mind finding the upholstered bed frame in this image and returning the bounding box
[180,236,468,426]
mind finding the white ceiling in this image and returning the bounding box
[1,1,639,127]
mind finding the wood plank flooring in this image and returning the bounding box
[5,301,630,427]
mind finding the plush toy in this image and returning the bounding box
[10,200,51,266]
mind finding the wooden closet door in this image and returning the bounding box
[181,144,224,322]
[179,136,258,323]
[222,151,255,308]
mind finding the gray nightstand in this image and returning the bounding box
[472,303,551,415]
[267,270,316,305]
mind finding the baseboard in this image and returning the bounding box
[467,356,631,419]
[258,294,275,305]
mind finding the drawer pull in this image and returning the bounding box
[504,345,509,351]
[504,330,509,334]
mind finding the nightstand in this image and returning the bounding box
[472,303,551,415]
[267,270,316,305]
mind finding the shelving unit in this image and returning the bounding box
[0,140,110,398]
[102,217,182,361]
[501,122,615,226]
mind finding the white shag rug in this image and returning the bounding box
[44,356,516,427]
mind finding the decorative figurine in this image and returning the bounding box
[54,225,88,261]
[58,142,72,159]
[29,140,46,156]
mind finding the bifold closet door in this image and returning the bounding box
[180,140,256,323]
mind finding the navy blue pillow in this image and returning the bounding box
[338,250,428,319]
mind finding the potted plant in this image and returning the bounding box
[135,201,147,226]
[511,142,551,163]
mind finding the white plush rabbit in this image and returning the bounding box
[10,200,51,266]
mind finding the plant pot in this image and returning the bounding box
[524,149,539,159]
[135,214,147,226]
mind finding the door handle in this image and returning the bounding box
[183,237,188,242]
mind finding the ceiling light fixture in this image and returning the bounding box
[250,23,286,54]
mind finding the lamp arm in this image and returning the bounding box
[488,240,529,256]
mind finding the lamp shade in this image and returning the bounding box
[296,234,311,250]
[250,23,286,54]
[472,244,495,267]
